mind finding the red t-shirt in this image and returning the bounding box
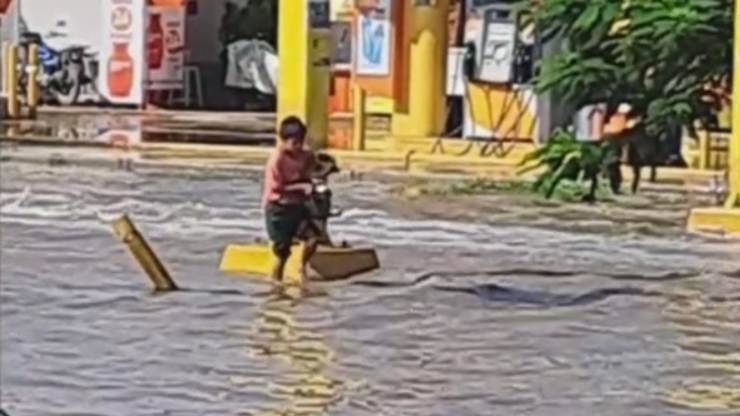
[262,148,315,207]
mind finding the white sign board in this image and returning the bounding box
[478,20,516,84]
[146,6,185,91]
[100,0,146,105]
[0,0,19,43]
[446,47,466,97]
[356,14,390,76]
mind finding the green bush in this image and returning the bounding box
[518,129,620,200]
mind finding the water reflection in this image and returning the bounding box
[661,286,740,411]
[249,287,343,415]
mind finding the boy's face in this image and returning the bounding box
[282,136,304,153]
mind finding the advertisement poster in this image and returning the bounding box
[355,1,391,76]
[101,0,146,105]
[356,0,390,18]
[146,5,185,91]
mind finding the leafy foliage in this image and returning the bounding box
[518,129,620,200]
[525,0,733,139]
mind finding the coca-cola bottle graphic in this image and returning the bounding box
[148,13,164,70]
[108,42,134,97]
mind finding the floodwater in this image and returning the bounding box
[1,161,739,416]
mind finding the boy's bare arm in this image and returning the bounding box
[284,183,313,194]
[266,163,312,197]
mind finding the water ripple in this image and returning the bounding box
[1,162,739,416]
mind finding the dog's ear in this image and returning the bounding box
[313,152,340,178]
[316,152,340,174]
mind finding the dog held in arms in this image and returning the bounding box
[296,153,342,246]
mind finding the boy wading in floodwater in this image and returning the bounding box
[263,116,319,282]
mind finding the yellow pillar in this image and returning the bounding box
[277,0,331,149]
[392,1,449,138]
[26,44,41,118]
[352,84,366,151]
[686,0,740,234]
[729,0,740,207]
[6,43,20,118]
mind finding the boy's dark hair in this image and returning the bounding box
[279,116,307,141]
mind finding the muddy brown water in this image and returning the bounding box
[1,161,739,416]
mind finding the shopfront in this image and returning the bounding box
[13,0,186,107]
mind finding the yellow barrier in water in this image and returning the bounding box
[112,214,178,291]
[220,243,380,284]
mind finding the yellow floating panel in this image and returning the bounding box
[309,246,380,281]
[219,243,379,283]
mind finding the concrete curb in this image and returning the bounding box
[0,135,725,195]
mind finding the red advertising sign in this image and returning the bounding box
[0,0,13,14]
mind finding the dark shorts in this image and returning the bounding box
[265,202,317,259]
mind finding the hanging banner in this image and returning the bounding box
[101,0,146,105]
[355,1,391,76]
[146,5,185,90]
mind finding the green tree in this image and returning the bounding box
[527,0,733,138]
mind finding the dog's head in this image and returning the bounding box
[313,152,340,180]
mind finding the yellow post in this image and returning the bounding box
[112,214,178,292]
[26,44,40,118]
[728,0,740,208]
[277,0,331,149]
[686,0,740,234]
[698,130,710,170]
[391,1,449,138]
[6,43,19,118]
[352,85,366,151]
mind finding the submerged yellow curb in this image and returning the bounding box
[220,243,380,283]
[0,134,725,189]
[687,208,740,236]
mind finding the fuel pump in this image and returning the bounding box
[460,1,541,141]
[463,4,519,84]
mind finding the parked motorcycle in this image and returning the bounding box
[18,30,101,105]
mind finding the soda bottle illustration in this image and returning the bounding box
[108,42,134,97]
[147,13,164,70]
